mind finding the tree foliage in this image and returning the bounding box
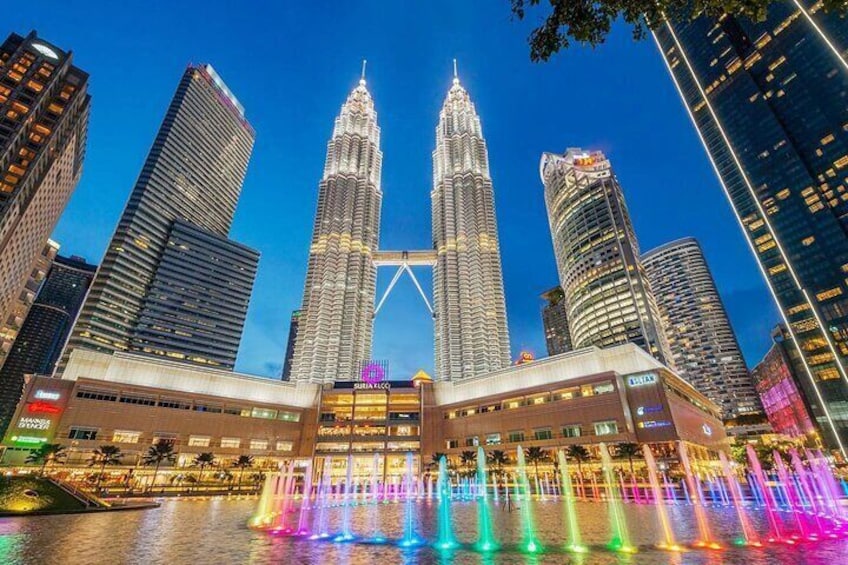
[510,1,848,61]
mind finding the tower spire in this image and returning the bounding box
[360,59,367,86]
[452,58,459,85]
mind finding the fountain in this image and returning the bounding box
[718,451,759,547]
[400,452,421,547]
[599,443,634,553]
[556,449,585,552]
[679,441,719,549]
[747,444,784,543]
[435,455,458,550]
[474,446,499,552]
[515,446,542,553]
[643,444,679,551]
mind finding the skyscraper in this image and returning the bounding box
[0,240,58,372]
[0,254,95,437]
[540,286,572,356]
[0,32,89,371]
[281,310,300,381]
[63,64,256,370]
[642,237,761,419]
[654,4,848,454]
[290,77,382,383]
[432,72,510,381]
[540,149,671,364]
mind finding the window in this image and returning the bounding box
[153,434,177,446]
[593,381,614,395]
[534,428,553,441]
[562,425,582,438]
[594,421,619,436]
[446,439,459,449]
[119,394,156,406]
[69,427,98,440]
[485,433,501,445]
[77,389,117,402]
[503,398,523,409]
[464,436,479,447]
[251,407,277,420]
[221,437,240,448]
[158,398,191,410]
[508,431,525,443]
[250,439,268,450]
[276,441,293,452]
[278,411,300,422]
[112,430,140,444]
[188,436,211,447]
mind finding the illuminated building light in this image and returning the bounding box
[628,373,658,387]
[16,417,51,430]
[33,389,60,401]
[27,401,61,414]
[11,435,47,445]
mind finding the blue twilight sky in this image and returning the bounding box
[11,1,780,379]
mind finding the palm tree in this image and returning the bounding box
[487,450,510,479]
[26,443,67,476]
[142,442,176,491]
[193,452,216,485]
[232,455,254,490]
[460,450,477,476]
[524,446,550,483]
[616,442,641,476]
[429,452,447,472]
[565,445,590,475]
[88,445,123,489]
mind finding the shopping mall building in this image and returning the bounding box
[1,344,725,480]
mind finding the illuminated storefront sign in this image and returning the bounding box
[636,405,663,416]
[10,435,47,445]
[17,417,51,430]
[353,381,391,390]
[34,390,61,401]
[637,420,671,429]
[27,401,62,414]
[334,380,414,390]
[627,373,657,387]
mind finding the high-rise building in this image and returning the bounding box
[0,254,95,436]
[290,77,382,383]
[131,219,259,369]
[540,286,572,356]
[540,149,671,364]
[63,64,255,370]
[642,237,761,419]
[0,32,89,372]
[281,310,300,381]
[432,73,510,381]
[654,4,848,454]
[0,240,58,371]
[751,324,818,440]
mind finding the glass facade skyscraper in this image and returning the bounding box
[0,31,89,373]
[642,237,761,419]
[541,286,572,356]
[281,310,300,381]
[654,3,848,454]
[63,64,256,370]
[540,149,671,365]
[0,254,95,437]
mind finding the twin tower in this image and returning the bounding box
[290,70,510,383]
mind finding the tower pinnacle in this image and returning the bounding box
[452,58,459,85]
[360,59,367,86]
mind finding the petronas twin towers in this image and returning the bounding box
[290,69,510,383]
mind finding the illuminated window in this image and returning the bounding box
[112,430,140,444]
[220,437,240,448]
[249,439,268,450]
[593,421,619,436]
[534,428,553,440]
[276,441,293,452]
[507,431,525,443]
[816,287,843,302]
[188,436,210,447]
[464,436,479,447]
[250,407,277,420]
[68,427,98,440]
[562,425,581,438]
[485,433,501,445]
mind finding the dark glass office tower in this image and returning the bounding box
[654,4,848,455]
[540,286,572,356]
[0,255,95,437]
[0,32,89,370]
[281,310,300,381]
[63,65,256,370]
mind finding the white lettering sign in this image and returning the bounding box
[627,373,657,387]
[34,390,60,401]
[18,417,51,430]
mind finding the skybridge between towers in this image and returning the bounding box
[372,250,437,318]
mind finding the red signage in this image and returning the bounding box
[27,401,62,415]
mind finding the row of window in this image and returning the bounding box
[68,427,293,452]
[75,389,300,422]
[444,381,616,420]
[319,411,419,422]
[444,421,620,449]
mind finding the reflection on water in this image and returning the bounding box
[1,498,846,564]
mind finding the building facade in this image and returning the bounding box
[654,3,848,455]
[540,149,672,365]
[281,310,300,381]
[0,32,89,373]
[62,65,256,370]
[541,286,572,356]
[0,254,94,437]
[0,239,58,372]
[290,78,382,383]
[131,219,259,369]
[751,324,818,440]
[642,237,761,419]
[432,74,511,381]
